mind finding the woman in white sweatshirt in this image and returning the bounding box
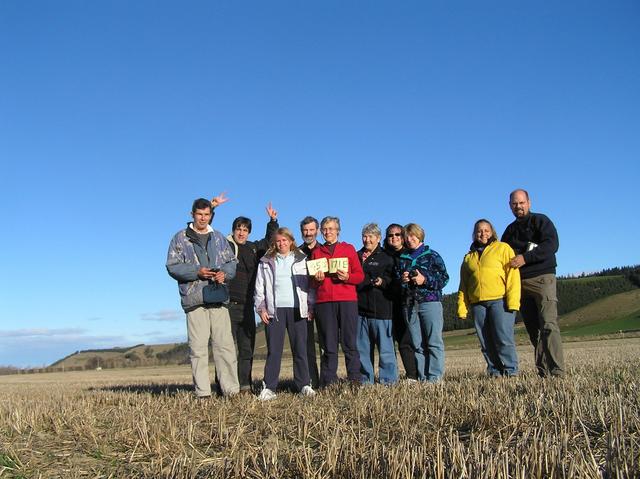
[254,227,316,400]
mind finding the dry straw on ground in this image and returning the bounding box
[1,339,639,478]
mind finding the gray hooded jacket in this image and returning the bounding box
[166,223,238,312]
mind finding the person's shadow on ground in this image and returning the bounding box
[91,383,193,396]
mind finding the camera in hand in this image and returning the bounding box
[409,269,419,278]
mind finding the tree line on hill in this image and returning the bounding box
[78,344,201,371]
[441,265,639,331]
[573,265,640,287]
[49,344,146,368]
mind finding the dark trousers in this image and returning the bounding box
[392,304,418,380]
[315,301,361,387]
[307,320,321,388]
[228,302,256,390]
[264,307,310,391]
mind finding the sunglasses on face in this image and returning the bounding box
[387,233,402,238]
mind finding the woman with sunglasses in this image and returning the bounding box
[383,224,418,381]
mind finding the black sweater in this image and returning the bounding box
[501,212,559,280]
[383,245,406,321]
[356,246,394,319]
[227,219,278,303]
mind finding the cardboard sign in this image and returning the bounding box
[306,257,349,275]
[306,258,329,275]
[328,257,349,274]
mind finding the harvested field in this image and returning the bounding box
[1,339,639,478]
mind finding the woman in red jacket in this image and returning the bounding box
[311,216,365,387]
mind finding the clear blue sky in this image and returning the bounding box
[1,1,638,367]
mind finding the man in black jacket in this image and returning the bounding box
[502,189,565,377]
[221,201,279,392]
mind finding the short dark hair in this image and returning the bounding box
[192,198,212,213]
[300,216,319,230]
[232,216,252,233]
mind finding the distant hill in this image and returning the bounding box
[43,343,182,372]
[442,271,638,332]
[559,288,640,337]
[13,266,637,374]
[49,344,145,368]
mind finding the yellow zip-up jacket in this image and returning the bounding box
[457,240,521,319]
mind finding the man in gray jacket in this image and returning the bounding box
[166,198,240,397]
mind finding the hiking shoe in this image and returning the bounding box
[257,387,276,401]
[299,385,316,397]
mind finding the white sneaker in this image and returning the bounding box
[299,385,316,397]
[258,387,276,401]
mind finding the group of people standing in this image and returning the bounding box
[166,188,565,399]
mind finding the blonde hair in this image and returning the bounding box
[265,227,299,257]
[403,223,425,242]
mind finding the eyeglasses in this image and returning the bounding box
[387,233,402,238]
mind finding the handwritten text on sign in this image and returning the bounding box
[306,257,349,276]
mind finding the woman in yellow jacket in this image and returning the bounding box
[457,219,521,376]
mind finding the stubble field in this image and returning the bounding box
[1,338,639,478]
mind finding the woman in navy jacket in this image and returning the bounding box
[356,223,398,384]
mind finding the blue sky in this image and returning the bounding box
[1,1,638,367]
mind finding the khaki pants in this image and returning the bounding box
[520,274,565,377]
[186,306,239,396]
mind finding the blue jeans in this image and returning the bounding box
[405,301,444,382]
[357,316,399,384]
[471,300,519,376]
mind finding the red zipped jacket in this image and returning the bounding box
[311,241,365,303]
